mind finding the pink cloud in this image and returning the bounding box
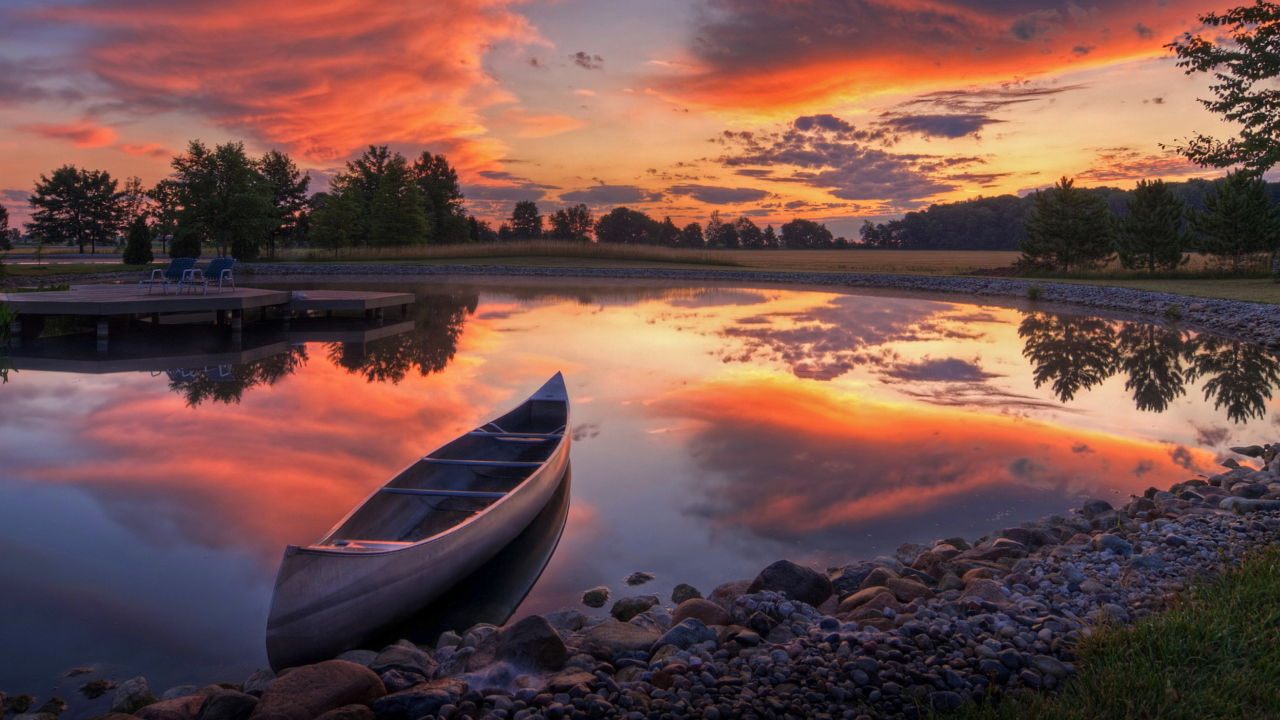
[119,142,172,159]
[20,118,118,147]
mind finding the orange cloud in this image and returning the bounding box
[39,0,543,167]
[20,118,117,147]
[656,0,1233,114]
[119,142,172,158]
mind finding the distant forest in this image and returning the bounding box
[859,179,1280,251]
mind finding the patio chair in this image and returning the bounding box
[137,257,197,295]
[178,257,236,295]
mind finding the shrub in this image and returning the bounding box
[1027,284,1044,301]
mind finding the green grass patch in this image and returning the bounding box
[7,263,157,277]
[947,545,1280,720]
[7,284,72,293]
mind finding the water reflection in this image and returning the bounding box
[1117,323,1186,413]
[1185,334,1280,423]
[1019,313,1119,403]
[168,345,309,407]
[327,290,477,384]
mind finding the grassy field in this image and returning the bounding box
[945,546,1280,720]
[4,262,157,278]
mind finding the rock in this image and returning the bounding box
[624,572,655,586]
[5,695,34,715]
[1093,533,1134,556]
[579,621,663,656]
[939,536,971,551]
[1222,458,1241,469]
[1233,483,1269,499]
[845,592,903,621]
[938,573,964,593]
[161,688,199,702]
[81,681,118,700]
[334,650,376,667]
[135,696,206,720]
[312,707,372,720]
[369,645,434,678]
[1081,499,1114,520]
[248,660,385,720]
[581,586,610,608]
[112,677,159,715]
[651,618,717,653]
[910,551,947,571]
[369,680,466,720]
[435,631,461,649]
[885,578,934,603]
[1128,555,1168,571]
[957,579,1006,606]
[542,609,588,633]
[495,615,567,672]
[857,567,900,590]
[1221,497,1280,514]
[894,542,930,566]
[746,559,833,607]
[547,671,596,695]
[671,598,730,627]
[610,595,659,622]
[194,692,258,720]
[670,583,701,604]
[707,579,751,610]
[241,670,276,698]
[961,567,996,585]
[929,691,963,711]
[828,562,876,598]
[1163,534,1189,547]
[837,586,894,613]
[1033,655,1067,678]
[1099,604,1131,624]
[35,700,65,717]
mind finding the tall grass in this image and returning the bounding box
[281,240,743,267]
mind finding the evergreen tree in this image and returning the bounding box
[412,152,469,244]
[330,145,392,247]
[678,222,704,248]
[26,165,123,253]
[1115,180,1192,272]
[309,190,362,252]
[1020,177,1117,270]
[258,149,311,257]
[1188,170,1280,269]
[508,200,543,240]
[122,214,154,265]
[369,156,429,247]
[763,224,778,248]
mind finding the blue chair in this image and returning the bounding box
[178,257,236,295]
[137,257,197,295]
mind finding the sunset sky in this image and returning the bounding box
[0,0,1247,235]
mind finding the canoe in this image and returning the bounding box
[265,373,571,669]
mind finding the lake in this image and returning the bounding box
[0,278,1272,706]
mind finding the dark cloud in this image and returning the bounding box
[1193,424,1230,447]
[1,189,30,205]
[1010,12,1056,42]
[1072,44,1095,56]
[559,184,662,205]
[877,112,1002,139]
[1168,445,1195,470]
[0,57,83,105]
[794,114,854,133]
[1133,460,1153,477]
[570,52,603,70]
[896,82,1087,114]
[1071,443,1094,455]
[527,57,544,69]
[1134,23,1154,39]
[461,184,553,204]
[665,184,768,205]
[880,357,997,383]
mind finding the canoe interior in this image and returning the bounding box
[317,396,568,548]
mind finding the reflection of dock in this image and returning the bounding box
[5,320,414,374]
[1,285,414,344]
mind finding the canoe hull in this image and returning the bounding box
[265,378,570,670]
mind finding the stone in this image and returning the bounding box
[929,691,963,711]
[240,670,276,698]
[610,595,659,622]
[939,536,971,551]
[1221,497,1280,514]
[857,567,900,591]
[1233,483,1269,499]
[958,579,1006,606]
[938,573,964,593]
[961,568,996,585]
[333,651,376,668]
[885,578,934,603]
[628,608,670,635]
[579,621,663,656]
[435,631,461,649]
[670,584,701,604]
[35,700,65,717]
[369,679,466,720]
[1128,555,1168,571]
[581,586,609,608]
[625,572,655,586]
[671,598,730,627]
[547,671,596,695]
[541,609,588,633]
[845,593,902,621]
[161,688,199,702]
[112,677,159,715]
[746,559,833,607]
[1033,655,1067,678]
[495,615,567,672]
[369,645,434,678]
[910,551,947,571]
[1081,499,1114,520]
[135,696,206,720]
[707,580,751,610]
[248,661,385,720]
[828,562,876,598]
[312,707,372,720]
[837,586,894,613]
[81,681,118,701]
[1163,534,1189,547]
[1093,533,1134,556]
[1099,604,1131,624]
[651,618,717,653]
[194,692,258,720]
[894,542,930,566]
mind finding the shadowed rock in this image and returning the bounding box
[248,661,384,720]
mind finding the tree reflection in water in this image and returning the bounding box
[1020,311,1280,422]
[328,290,478,384]
[168,345,309,406]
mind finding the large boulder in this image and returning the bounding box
[134,697,206,720]
[747,560,832,607]
[651,619,717,653]
[837,586,894,614]
[610,595,659,622]
[241,670,276,697]
[369,680,466,720]
[885,578,934,603]
[1081,499,1114,520]
[112,678,158,715]
[368,646,434,678]
[579,621,663,657]
[671,599,730,627]
[707,580,751,610]
[311,707,372,720]
[670,584,702,605]
[248,661,385,720]
[957,579,1006,607]
[828,562,877,598]
[495,615,567,672]
[194,692,258,720]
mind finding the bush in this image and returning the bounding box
[122,216,154,265]
[1027,284,1044,301]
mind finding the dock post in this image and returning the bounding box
[151,312,160,324]
[8,318,20,349]
[401,303,408,318]
[216,309,226,326]
[375,307,384,327]
[365,309,374,320]
[96,316,109,354]
[231,309,243,345]
[280,302,292,330]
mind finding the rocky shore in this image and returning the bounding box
[8,445,1280,720]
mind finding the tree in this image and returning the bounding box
[122,214,154,265]
[678,222,704,248]
[0,203,9,251]
[548,204,594,241]
[26,165,123,253]
[1019,313,1119,403]
[468,216,498,243]
[763,224,779,248]
[1188,170,1280,268]
[736,217,764,248]
[369,156,429,247]
[657,217,680,247]
[508,200,543,240]
[1166,2,1280,172]
[118,176,149,238]
[258,149,311,257]
[309,190,361,252]
[412,152,469,244]
[780,218,834,248]
[167,141,275,260]
[1115,180,1193,272]
[330,145,393,247]
[1020,177,1117,270]
[594,206,661,244]
[147,179,181,255]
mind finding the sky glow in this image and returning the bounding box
[0,0,1246,234]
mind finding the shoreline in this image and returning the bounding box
[10,451,1280,720]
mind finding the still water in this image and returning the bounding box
[1,279,1274,703]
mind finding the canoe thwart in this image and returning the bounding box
[380,488,508,499]
[422,458,545,467]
